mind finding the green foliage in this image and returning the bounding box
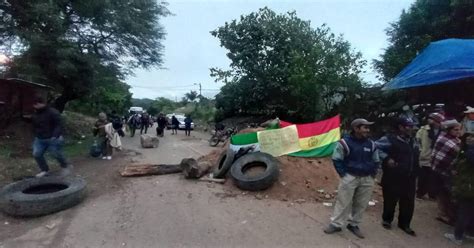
[0,0,170,112]
[185,90,199,102]
[211,8,365,122]
[374,0,474,82]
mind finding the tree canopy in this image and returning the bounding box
[0,0,170,112]
[211,7,365,122]
[374,0,474,82]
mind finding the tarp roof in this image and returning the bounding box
[383,39,474,90]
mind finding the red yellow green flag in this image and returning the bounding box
[279,115,341,157]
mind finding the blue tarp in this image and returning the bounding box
[383,39,474,90]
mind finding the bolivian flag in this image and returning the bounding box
[280,115,341,157]
[229,115,341,158]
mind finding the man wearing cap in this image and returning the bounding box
[31,96,72,177]
[431,119,462,225]
[415,112,444,200]
[324,118,380,239]
[462,106,474,134]
[376,117,419,236]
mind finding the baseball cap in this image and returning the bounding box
[351,118,374,128]
[396,117,416,126]
[428,112,445,123]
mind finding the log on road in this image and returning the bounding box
[121,164,182,177]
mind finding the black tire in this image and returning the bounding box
[209,135,220,147]
[230,152,279,191]
[213,149,235,178]
[0,177,87,217]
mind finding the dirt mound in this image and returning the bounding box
[198,148,341,202]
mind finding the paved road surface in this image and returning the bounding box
[0,128,461,247]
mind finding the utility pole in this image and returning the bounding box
[194,83,202,96]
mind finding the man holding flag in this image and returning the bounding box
[324,118,380,239]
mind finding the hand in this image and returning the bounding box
[387,159,397,168]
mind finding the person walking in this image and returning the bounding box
[31,96,72,177]
[93,112,112,160]
[431,119,462,225]
[416,112,444,199]
[140,113,150,134]
[171,115,179,135]
[156,113,167,137]
[444,134,474,245]
[127,113,141,137]
[376,117,419,236]
[184,115,193,136]
[324,118,380,239]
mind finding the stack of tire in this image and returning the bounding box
[213,149,280,191]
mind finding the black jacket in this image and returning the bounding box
[32,106,63,139]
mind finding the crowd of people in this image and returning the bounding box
[324,105,474,246]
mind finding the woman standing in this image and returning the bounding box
[93,112,112,160]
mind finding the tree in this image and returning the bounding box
[0,0,170,112]
[211,8,365,122]
[185,90,198,102]
[374,0,474,82]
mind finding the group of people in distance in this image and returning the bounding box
[324,106,474,246]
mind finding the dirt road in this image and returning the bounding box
[0,128,461,247]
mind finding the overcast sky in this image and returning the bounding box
[127,0,414,100]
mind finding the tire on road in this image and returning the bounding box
[213,149,235,178]
[230,152,279,191]
[0,177,87,217]
[209,135,220,147]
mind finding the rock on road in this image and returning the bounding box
[0,128,460,247]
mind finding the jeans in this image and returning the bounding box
[32,137,68,172]
[330,174,375,228]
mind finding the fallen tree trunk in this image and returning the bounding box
[120,164,182,177]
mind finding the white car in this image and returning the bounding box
[166,114,194,130]
[177,116,194,130]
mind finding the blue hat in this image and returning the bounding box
[397,117,415,126]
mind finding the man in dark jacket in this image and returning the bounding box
[31,96,72,177]
[376,117,419,236]
[156,113,167,137]
[324,118,380,239]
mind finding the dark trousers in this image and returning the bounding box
[130,127,136,137]
[455,200,474,240]
[417,166,436,198]
[140,124,148,134]
[382,178,416,228]
[185,126,191,136]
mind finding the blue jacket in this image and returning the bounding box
[332,135,380,177]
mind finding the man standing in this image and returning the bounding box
[416,112,444,199]
[376,117,419,236]
[184,115,193,136]
[324,118,379,239]
[31,96,72,177]
[156,113,167,137]
[140,112,150,134]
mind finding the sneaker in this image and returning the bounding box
[35,171,49,178]
[347,224,365,239]
[107,156,112,160]
[444,233,462,246]
[323,224,342,234]
[102,156,107,160]
[382,221,392,229]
